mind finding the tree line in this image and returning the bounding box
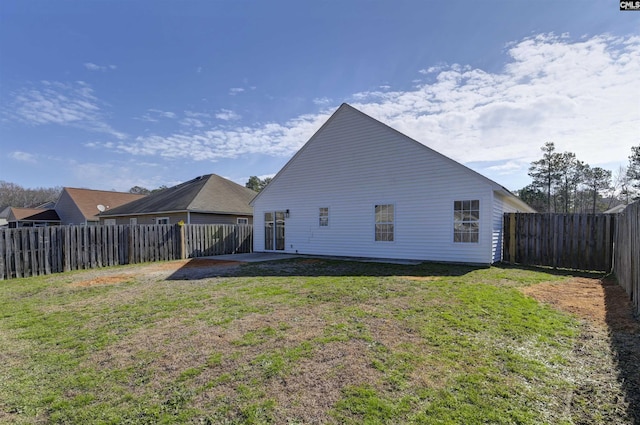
[519,142,639,213]
[0,181,62,212]
[245,176,272,192]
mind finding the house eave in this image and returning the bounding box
[493,188,536,212]
[99,210,188,218]
[100,209,252,218]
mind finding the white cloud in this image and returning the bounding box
[8,80,126,140]
[111,111,331,162]
[9,151,37,163]
[229,87,245,95]
[419,64,447,75]
[97,34,638,188]
[313,97,331,106]
[484,159,529,174]
[179,111,213,127]
[185,111,209,118]
[180,117,206,128]
[215,109,241,121]
[84,62,117,72]
[70,161,160,192]
[350,33,639,169]
[137,109,177,122]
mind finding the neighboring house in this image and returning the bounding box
[98,174,256,225]
[35,201,57,209]
[0,206,61,228]
[604,204,627,214]
[0,208,8,228]
[55,188,146,225]
[251,103,535,265]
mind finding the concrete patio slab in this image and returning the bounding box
[204,252,301,262]
[202,252,423,265]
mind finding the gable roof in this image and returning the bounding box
[251,103,533,212]
[604,204,627,214]
[3,207,60,222]
[60,188,146,221]
[100,174,257,217]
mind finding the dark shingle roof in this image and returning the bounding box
[101,174,256,216]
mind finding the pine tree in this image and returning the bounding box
[528,142,563,212]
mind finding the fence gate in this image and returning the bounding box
[503,213,615,272]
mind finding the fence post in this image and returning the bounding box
[178,223,186,260]
[128,225,134,265]
[508,213,516,264]
[0,229,5,280]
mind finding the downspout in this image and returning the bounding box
[187,211,191,224]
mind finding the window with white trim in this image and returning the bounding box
[454,200,479,243]
[156,217,169,225]
[375,204,394,241]
[319,207,329,227]
[237,217,249,224]
[104,219,116,226]
[130,218,137,225]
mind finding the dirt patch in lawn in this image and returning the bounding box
[522,277,639,332]
[523,276,640,424]
[70,258,242,287]
[151,258,242,270]
[73,274,138,287]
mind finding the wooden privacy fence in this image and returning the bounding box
[0,224,253,280]
[182,224,253,258]
[503,213,615,272]
[612,201,639,315]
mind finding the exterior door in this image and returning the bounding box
[275,211,285,250]
[264,211,285,250]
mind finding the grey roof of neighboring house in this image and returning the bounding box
[604,204,627,214]
[100,174,257,217]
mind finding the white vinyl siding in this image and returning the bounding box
[252,105,532,264]
[492,192,526,263]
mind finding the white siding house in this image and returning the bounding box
[250,104,534,265]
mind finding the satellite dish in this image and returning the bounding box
[97,204,106,212]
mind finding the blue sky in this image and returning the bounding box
[1,1,638,192]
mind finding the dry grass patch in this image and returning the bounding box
[522,275,640,424]
[522,277,609,326]
[72,274,137,287]
[522,276,639,344]
[404,276,441,282]
[268,340,383,424]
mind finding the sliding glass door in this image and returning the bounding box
[264,211,285,250]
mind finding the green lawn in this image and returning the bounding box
[0,258,615,424]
